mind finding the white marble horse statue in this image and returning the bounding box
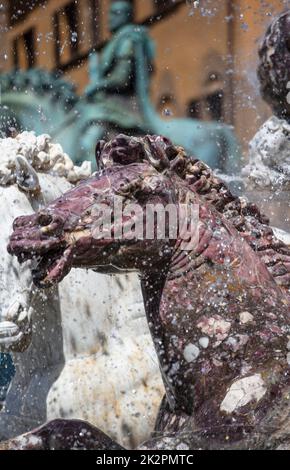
[0,132,163,448]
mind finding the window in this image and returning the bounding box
[206,90,224,121]
[53,0,100,69]
[89,0,100,49]
[187,99,202,120]
[158,93,178,117]
[152,0,175,13]
[13,28,36,69]
[53,1,80,67]
[188,71,225,122]
[204,71,224,121]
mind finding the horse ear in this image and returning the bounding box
[15,155,40,193]
[143,136,170,171]
[96,135,146,169]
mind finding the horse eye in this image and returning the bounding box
[286,37,290,53]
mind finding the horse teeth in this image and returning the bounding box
[0,321,19,338]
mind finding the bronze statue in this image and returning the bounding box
[0,0,242,171]
[78,0,241,173]
[85,1,150,98]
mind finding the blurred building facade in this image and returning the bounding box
[0,0,289,153]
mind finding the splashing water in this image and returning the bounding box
[186,0,218,17]
[186,0,200,16]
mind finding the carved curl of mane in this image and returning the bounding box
[96,134,290,290]
[96,134,269,225]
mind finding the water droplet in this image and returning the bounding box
[163,108,173,117]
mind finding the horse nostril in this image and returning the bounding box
[13,215,31,230]
[37,213,53,227]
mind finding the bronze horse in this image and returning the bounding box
[5,134,290,450]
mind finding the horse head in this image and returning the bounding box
[0,131,91,352]
[8,134,290,445]
[8,134,193,287]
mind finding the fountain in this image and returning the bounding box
[2,133,290,450]
[1,5,290,453]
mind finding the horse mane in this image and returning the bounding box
[0,69,78,110]
[0,131,91,187]
[97,134,290,290]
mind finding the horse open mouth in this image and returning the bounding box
[31,245,74,288]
